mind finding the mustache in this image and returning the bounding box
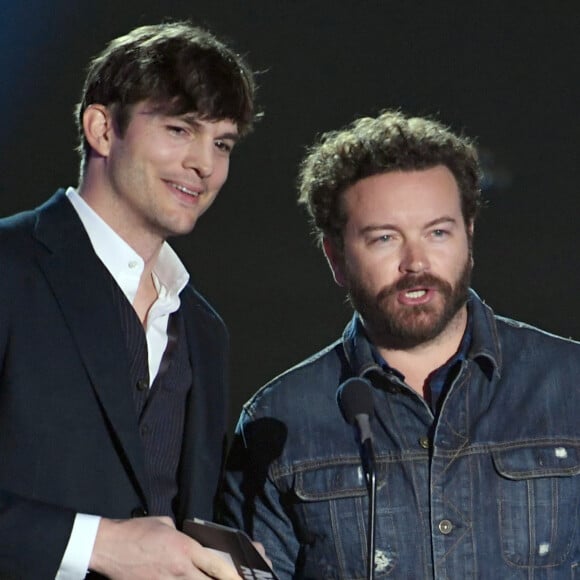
[376,273,452,302]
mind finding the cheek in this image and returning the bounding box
[152,147,178,165]
[436,245,470,280]
[206,159,230,193]
[216,160,230,187]
[346,253,397,291]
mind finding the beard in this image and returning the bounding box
[346,257,472,350]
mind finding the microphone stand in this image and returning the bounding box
[337,378,378,580]
[361,438,377,580]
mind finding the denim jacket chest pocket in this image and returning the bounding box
[290,460,400,578]
[492,442,580,568]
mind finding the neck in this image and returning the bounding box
[78,176,164,266]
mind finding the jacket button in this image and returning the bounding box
[418,436,430,449]
[438,519,453,534]
[131,507,148,518]
[136,379,148,391]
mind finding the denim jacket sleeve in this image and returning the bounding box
[221,407,299,578]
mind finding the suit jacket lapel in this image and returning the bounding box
[33,190,150,505]
[177,288,229,523]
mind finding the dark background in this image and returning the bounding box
[1,1,578,432]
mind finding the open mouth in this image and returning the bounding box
[397,287,433,305]
[404,289,427,299]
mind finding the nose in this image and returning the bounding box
[184,138,213,178]
[399,240,429,274]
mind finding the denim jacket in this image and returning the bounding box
[223,291,580,578]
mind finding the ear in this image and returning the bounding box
[82,104,115,158]
[322,237,347,287]
[467,219,474,238]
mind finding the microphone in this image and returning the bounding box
[337,378,377,580]
[338,377,375,443]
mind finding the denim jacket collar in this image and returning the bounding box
[341,288,501,382]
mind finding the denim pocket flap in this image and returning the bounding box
[294,462,368,501]
[493,443,580,479]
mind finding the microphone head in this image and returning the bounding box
[337,377,374,425]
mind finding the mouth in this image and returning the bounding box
[165,180,203,198]
[397,287,433,305]
[404,289,427,299]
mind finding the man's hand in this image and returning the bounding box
[252,541,272,568]
[89,516,242,579]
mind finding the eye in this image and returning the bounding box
[369,233,394,245]
[166,125,189,136]
[215,140,233,154]
[431,228,449,239]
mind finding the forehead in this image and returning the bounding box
[342,166,464,226]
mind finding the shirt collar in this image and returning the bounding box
[370,304,473,374]
[65,187,189,302]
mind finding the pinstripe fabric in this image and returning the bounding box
[110,277,192,518]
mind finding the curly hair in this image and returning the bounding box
[298,110,482,248]
[75,21,258,172]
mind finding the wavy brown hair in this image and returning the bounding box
[298,110,482,249]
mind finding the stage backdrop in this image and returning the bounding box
[1,1,578,432]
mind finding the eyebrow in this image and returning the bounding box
[140,109,240,142]
[215,131,240,143]
[423,216,458,229]
[177,114,240,143]
[360,216,458,234]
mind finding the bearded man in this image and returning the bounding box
[221,110,580,579]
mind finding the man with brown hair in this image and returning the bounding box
[223,111,580,578]
[0,22,257,579]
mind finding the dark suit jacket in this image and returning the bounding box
[0,190,230,579]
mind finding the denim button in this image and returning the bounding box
[419,436,429,449]
[438,519,453,534]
